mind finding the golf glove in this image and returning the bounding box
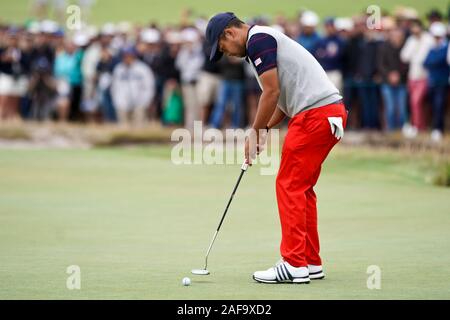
[327,117,344,140]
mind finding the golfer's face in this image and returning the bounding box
[218,31,245,58]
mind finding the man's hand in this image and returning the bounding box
[244,129,258,165]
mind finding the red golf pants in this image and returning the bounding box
[276,102,347,267]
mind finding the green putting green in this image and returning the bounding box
[0,145,449,299]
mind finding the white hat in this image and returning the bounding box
[86,25,99,39]
[402,7,419,20]
[73,31,89,46]
[334,17,354,31]
[301,11,319,27]
[101,23,116,36]
[117,21,132,34]
[40,20,59,34]
[429,22,447,38]
[165,30,181,44]
[140,28,161,44]
[27,21,41,34]
[180,28,200,43]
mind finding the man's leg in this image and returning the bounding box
[277,103,347,267]
[305,167,322,266]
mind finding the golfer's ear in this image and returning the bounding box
[260,68,280,94]
[223,28,232,39]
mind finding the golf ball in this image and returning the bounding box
[182,277,191,286]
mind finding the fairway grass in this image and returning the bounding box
[0,145,449,299]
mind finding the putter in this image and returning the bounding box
[192,160,249,275]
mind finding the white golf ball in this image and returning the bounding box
[182,277,191,286]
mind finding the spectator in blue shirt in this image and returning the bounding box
[424,22,449,142]
[297,11,322,54]
[54,38,85,121]
[314,17,345,93]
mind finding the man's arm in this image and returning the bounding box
[244,32,280,164]
[251,68,280,131]
[245,68,280,164]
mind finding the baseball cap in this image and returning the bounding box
[301,11,319,27]
[429,21,447,38]
[206,12,237,62]
[121,45,137,56]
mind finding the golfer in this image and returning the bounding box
[206,12,348,284]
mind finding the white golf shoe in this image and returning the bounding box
[253,260,310,284]
[308,265,325,280]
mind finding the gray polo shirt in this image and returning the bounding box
[245,25,342,117]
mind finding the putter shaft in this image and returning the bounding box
[203,162,248,271]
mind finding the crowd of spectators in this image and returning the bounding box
[1,6,450,141]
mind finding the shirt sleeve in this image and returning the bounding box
[247,33,277,76]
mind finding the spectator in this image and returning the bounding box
[0,27,31,122]
[111,46,155,127]
[94,24,118,123]
[53,33,86,122]
[209,56,245,129]
[153,31,180,121]
[28,53,57,120]
[427,9,443,24]
[81,30,101,122]
[53,38,83,122]
[315,17,345,93]
[297,11,321,53]
[95,43,116,123]
[355,22,382,129]
[139,27,162,122]
[424,22,449,142]
[196,38,221,125]
[162,78,183,126]
[400,19,434,133]
[377,27,409,131]
[175,28,204,131]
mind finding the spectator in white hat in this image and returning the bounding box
[175,28,204,131]
[81,28,102,122]
[111,46,155,127]
[297,10,322,53]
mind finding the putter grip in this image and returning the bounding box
[241,161,249,171]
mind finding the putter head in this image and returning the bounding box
[191,269,210,275]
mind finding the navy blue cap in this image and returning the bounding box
[121,45,137,56]
[324,17,335,26]
[206,12,237,62]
